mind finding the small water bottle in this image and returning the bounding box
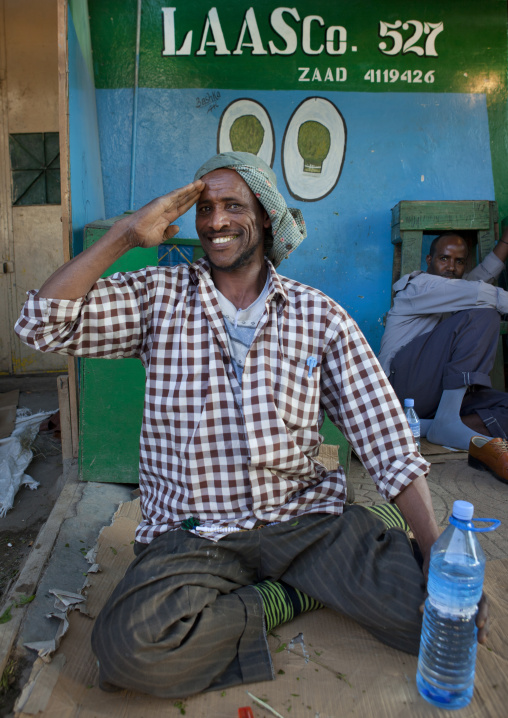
[416,500,500,709]
[404,398,420,451]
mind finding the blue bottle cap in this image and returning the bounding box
[404,398,414,407]
[452,500,474,521]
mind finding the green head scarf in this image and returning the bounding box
[194,152,306,267]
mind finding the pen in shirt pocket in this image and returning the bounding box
[306,355,317,377]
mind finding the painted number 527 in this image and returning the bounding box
[378,20,444,57]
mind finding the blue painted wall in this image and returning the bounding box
[68,3,105,255]
[95,88,494,351]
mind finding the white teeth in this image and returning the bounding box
[211,236,235,244]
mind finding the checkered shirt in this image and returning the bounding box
[15,258,429,544]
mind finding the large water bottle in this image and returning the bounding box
[416,500,499,709]
[404,398,420,451]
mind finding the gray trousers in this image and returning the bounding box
[91,506,425,698]
[389,308,508,438]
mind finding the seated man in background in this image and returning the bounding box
[379,231,508,461]
[15,152,487,698]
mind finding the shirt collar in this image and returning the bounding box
[189,256,288,312]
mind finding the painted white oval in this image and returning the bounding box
[217,98,275,167]
[282,97,347,201]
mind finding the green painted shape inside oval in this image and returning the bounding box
[297,121,330,173]
[229,115,264,154]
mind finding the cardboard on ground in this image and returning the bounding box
[15,499,508,718]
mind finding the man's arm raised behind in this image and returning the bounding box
[38,181,204,300]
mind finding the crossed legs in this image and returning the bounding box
[91,507,425,698]
[389,308,507,448]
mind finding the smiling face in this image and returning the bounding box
[195,168,271,273]
[426,235,468,279]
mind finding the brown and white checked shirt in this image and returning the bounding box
[15,258,429,544]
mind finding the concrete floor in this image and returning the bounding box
[0,376,134,716]
[1,377,508,714]
[0,377,63,602]
[0,377,134,643]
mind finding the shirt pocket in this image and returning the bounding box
[276,356,321,430]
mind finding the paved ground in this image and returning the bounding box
[1,376,507,715]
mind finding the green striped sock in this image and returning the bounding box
[253,580,323,632]
[364,503,410,532]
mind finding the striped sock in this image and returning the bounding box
[253,580,323,632]
[364,503,410,532]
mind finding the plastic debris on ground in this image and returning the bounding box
[0,408,56,517]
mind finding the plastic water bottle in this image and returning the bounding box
[404,398,420,451]
[416,500,499,709]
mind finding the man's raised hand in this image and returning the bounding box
[36,181,205,300]
[118,181,205,249]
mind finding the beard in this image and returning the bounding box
[205,235,264,273]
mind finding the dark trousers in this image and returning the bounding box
[91,506,425,698]
[389,308,508,438]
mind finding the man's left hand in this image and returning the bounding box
[476,592,489,644]
[419,590,489,645]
